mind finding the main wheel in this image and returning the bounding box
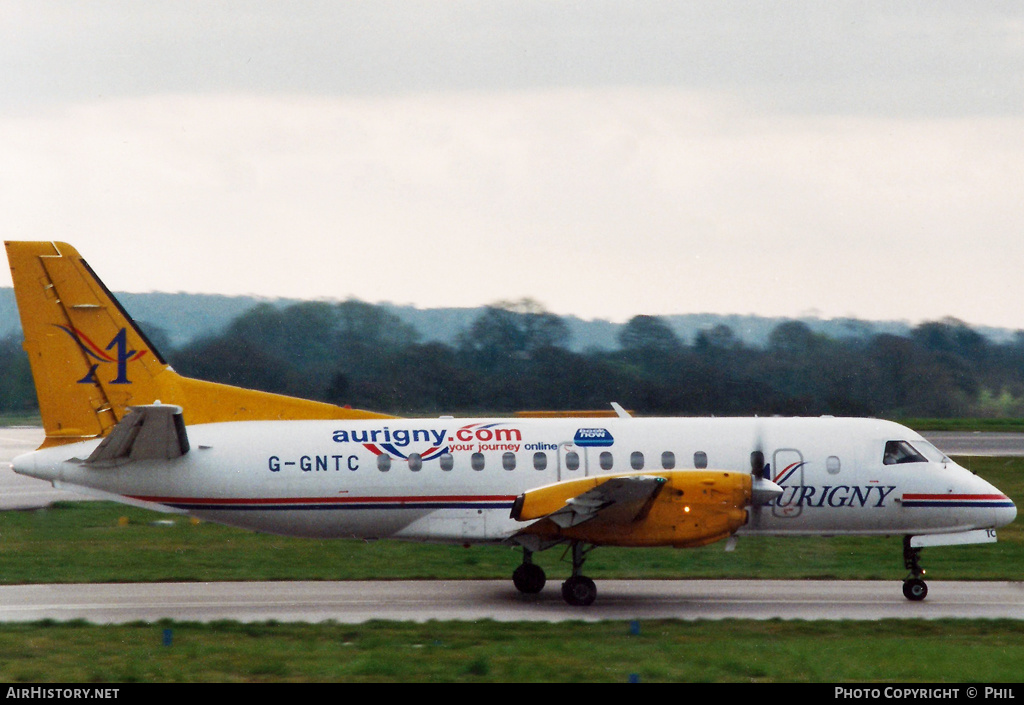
[903,578,928,601]
[512,562,546,594]
[561,576,597,606]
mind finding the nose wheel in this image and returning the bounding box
[902,536,928,601]
[903,578,928,601]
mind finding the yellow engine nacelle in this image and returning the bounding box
[514,471,751,548]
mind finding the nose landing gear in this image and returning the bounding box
[902,536,928,601]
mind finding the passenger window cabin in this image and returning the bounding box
[375,447,740,474]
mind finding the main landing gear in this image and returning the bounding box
[512,549,546,594]
[561,542,597,606]
[902,535,928,601]
[512,542,597,606]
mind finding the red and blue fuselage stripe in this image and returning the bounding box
[901,493,1014,508]
[129,495,516,511]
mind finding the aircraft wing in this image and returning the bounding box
[535,475,667,528]
[86,404,190,464]
[511,470,755,548]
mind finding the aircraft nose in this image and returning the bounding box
[994,497,1017,528]
[977,474,1017,529]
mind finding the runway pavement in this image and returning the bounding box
[924,431,1024,457]
[0,580,1021,623]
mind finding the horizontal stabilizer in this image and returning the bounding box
[86,404,189,463]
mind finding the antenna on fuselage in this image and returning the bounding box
[610,402,631,419]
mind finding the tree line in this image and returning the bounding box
[3,298,1024,419]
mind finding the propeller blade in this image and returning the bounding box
[748,428,779,507]
[750,449,765,479]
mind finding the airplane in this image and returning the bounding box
[4,241,1017,606]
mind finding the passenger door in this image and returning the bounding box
[771,448,805,519]
[558,442,587,481]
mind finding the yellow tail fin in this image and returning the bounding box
[6,241,395,447]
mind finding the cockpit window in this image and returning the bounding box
[883,440,928,465]
[912,440,950,464]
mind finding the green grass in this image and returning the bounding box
[0,413,40,426]
[1,619,1023,683]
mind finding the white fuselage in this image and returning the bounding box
[12,416,1016,544]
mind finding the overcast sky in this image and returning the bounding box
[3,2,1024,328]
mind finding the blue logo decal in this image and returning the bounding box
[574,428,614,447]
[55,326,146,385]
